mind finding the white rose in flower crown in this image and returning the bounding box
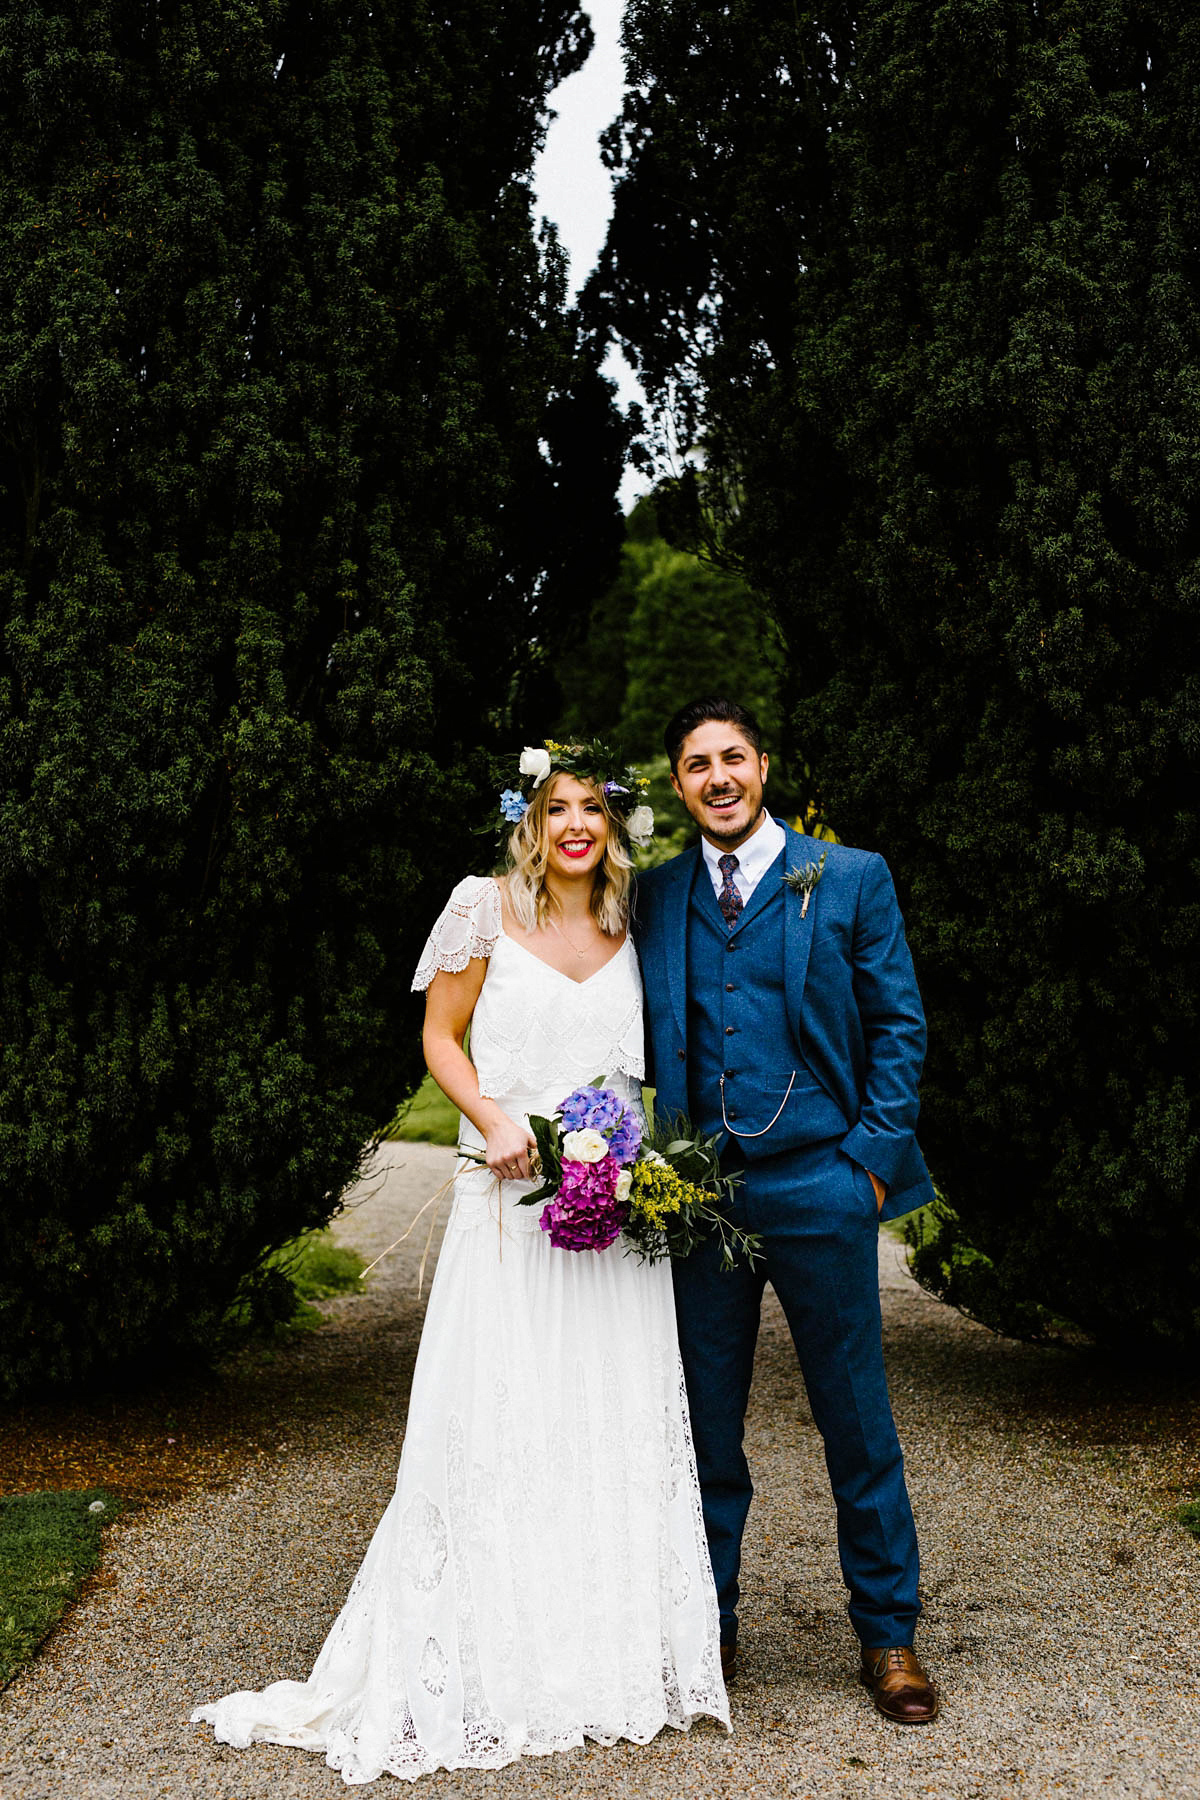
[624,804,655,847]
[614,1168,633,1202]
[519,745,553,788]
[561,1128,609,1164]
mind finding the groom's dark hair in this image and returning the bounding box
[665,697,765,771]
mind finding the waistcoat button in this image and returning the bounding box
[677,1048,686,1061]
[725,982,735,992]
[724,1025,735,1035]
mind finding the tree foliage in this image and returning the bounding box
[618,540,786,759]
[597,0,1200,1350]
[561,499,787,760]
[0,0,615,1395]
[558,496,796,858]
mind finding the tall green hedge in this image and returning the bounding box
[599,0,1200,1350]
[0,0,610,1395]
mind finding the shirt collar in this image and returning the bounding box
[700,812,786,894]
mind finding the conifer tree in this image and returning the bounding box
[598,0,1200,1349]
[0,0,610,1394]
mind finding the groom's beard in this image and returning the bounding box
[696,791,765,846]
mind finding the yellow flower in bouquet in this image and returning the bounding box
[628,1157,703,1231]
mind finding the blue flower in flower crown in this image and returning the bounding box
[499,788,528,824]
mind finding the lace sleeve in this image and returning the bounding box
[412,876,503,992]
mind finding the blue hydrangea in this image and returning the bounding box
[607,1110,643,1163]
[559,1084,622,1133]
[499,788,528,824]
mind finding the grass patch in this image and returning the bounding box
[0,1489,121,1688]
[267,1229,367,1333]
[1177,1500,1200,1539]
[281,1230,366,1302]
[383,1072,459,1145]
[227,1228,369,1348]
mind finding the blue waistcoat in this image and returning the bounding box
[686,855,848,1157]
[636,821,935,1218]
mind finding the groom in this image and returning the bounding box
[635,697,938,1723]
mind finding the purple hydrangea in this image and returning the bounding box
[539,1154,629,1252]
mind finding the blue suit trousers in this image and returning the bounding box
[672,1135,921,1648]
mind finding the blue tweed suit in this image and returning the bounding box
[634,822,934,1649]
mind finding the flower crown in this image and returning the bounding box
[499,739,655,848]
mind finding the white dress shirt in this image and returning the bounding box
[701,813,786,906]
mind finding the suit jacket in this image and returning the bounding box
[633,821,935,1222]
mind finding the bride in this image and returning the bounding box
[192,741,730,1783]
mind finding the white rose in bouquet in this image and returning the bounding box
[561,1128,609,1164]
[614,1168,633,1202]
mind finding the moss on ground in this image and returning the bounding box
[1177,1499,1200,1539]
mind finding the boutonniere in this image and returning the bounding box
[782,850,827,918]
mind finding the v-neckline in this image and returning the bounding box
[498,929,630,989]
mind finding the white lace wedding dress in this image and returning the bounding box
[192,875,729,1783]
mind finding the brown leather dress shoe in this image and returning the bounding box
[860,1646,938,1723]
[720,1641,737,1684]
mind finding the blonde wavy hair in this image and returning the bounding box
[504,771,633,936]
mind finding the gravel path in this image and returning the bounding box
[2,1141,1198,1800]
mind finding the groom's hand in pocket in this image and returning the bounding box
[868,1169,886,1213]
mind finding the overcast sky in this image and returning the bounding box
[532,0,648,508]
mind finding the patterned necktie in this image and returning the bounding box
[717,853,743,929]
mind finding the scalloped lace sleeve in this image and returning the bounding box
[412,876,503,991]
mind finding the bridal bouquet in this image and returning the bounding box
[519,1083,760,1271]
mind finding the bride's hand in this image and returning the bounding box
[483,1117,537,1182]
